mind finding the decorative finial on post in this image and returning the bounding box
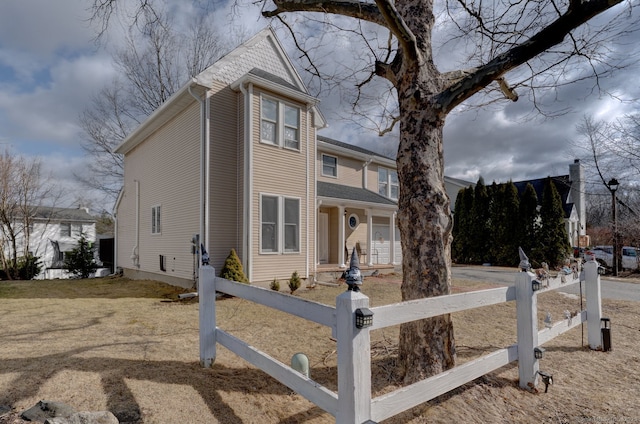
[518,247,531,272]
[201,243,210,266]
[345,247,362,292]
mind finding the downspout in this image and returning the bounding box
[112,189,123,274]
[239,83,253,280]
[306,107,310,280]
[189,84,207,283]
[131,180,139,268]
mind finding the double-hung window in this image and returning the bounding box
[378,167,399,200]
[151,205,161,234]
[260,96,300,150]
[261,194,300,254]
[322,154,337,177]
[60,223,71,237]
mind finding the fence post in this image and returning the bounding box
[516,271,539,390]
[336,290,372,424]
[583,259,603,350]
[199,265,217,368]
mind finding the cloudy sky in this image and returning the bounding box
[0,0,638,213]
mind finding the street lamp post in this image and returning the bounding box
[608,178,619,277]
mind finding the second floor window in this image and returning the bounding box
[261,97,300,150]
[60,223,71,237]
[379,167,399,200]
[322,154,337,177]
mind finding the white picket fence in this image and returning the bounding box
[199,260,605,423]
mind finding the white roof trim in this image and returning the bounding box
[318,139,396,167]
[317,196,398,213]
[230,73,318,105]
[114,80,208,155]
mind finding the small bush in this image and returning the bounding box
[269,278,280,291]
[17,255,41,280]
[64,235,98,279]
[288,270,301,294]
[219,249,248,283]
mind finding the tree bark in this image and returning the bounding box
[395,69,456,382]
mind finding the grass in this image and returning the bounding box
[0,274,638,423]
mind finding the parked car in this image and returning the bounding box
[586,245,639,271]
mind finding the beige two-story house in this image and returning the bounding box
[113,27,470,288]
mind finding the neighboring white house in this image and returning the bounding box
[23,206,98,279]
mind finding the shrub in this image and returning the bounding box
[64,235,99,278]
[288,270,301,294]
[17,255,41,280]
[219,249,248,283]
[269,278,280,291]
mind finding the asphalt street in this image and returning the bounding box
[452,265,640,302]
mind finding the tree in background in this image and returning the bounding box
[469,178,490,263]
[79,8,241,202]
[452,186,473,263]
[92,0,635,384]
[0,150,58,279]
[64,235,99,279]
[571,115,640,251]
[518,183,540,259]
[490,182,521,266]
[536,178,572,267]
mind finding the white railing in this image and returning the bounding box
[199,260,604,424]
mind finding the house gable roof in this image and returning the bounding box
[512,175,574,218]
[115,27,325,155]
[30,206,96,223]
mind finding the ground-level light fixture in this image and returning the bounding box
[532,280,542,291]
[601,317,612,352]
[355,308,374,329]
[537,370,553,393]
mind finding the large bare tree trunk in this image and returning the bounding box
[395,66,456,382]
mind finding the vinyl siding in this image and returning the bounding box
[250,87,314,282]
[317,151,364,188]
[208,81,242,273]
[116,100,201,286]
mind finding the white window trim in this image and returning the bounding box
[348,213,359,230]
[322,154,338,178]
[260,95,301,151]
[151,205,161,235]
[379,167,399,200]
[259,193,301,255]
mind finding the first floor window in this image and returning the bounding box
[261,195,300,254]
[284,198,299,252]
[261,196,278,252]
[151,205,161,234]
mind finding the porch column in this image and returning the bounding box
[338,205,346,268]
[389,212,397,265]
[366,210,373,266]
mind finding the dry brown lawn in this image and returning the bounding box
[0,273,639,423]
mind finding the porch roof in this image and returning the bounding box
[318,182,397,207]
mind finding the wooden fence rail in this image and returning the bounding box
[199,260,605,424]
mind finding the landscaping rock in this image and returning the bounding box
[0,404,11,417]
[21,401,77,422]
[45,411,119,424]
